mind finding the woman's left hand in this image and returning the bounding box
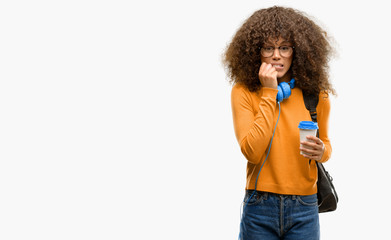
[300,135,325,161]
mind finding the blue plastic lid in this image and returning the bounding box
[298,121,318,130]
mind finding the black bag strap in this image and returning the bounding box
[302,91,319,124]
[303,91,319,164]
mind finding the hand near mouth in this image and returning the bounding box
[258,62,278,89]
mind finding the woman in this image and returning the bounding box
[223,6,336,240]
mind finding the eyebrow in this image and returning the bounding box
[263,41,292,46]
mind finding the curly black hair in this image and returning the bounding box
[223,6,336,95]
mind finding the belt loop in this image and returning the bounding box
[263,192,269,200]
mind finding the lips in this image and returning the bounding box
[272,64,284,70]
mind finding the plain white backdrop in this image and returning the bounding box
[1,0,390,239]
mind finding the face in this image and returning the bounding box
[260,37,293,82]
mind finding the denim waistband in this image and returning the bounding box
[246,189,300,200]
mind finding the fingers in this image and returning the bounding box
[301,148,322,161]
[258,63,278,89]
[300,136,325,161]
[305,135,322,144]
[300,148,323,161]
[262,63,277,79]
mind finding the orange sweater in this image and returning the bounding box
[231,83,332,195]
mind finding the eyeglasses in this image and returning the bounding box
[260,46,294,58]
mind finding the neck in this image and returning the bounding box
[277,72,292,84]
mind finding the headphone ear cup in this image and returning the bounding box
[276,82,292,103]
[277,85,284,103]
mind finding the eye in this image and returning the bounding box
[263,46,274,51]
[280,46,291,51]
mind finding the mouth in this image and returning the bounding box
[272,64,284,70]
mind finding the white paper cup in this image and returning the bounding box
[298,121,318,154]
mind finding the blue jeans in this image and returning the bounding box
[240,190,320,240]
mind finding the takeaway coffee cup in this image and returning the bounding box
[298,121,318,154]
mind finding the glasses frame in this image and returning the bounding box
[260,46,295,58]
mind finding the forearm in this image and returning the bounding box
[232,87,278,164]
[317,92,332,163]
[318,141,331,163]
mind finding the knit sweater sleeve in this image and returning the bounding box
[231,84,279,164]
[317,92,332,163]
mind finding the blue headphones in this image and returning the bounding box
[276,78,295,103]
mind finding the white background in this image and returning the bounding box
[1,0,390,239]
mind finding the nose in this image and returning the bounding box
[272,48,281,59]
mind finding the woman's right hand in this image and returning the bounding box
[258,62,278,89]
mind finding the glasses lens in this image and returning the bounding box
[261,47,274,57]
[280,46,293,57]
